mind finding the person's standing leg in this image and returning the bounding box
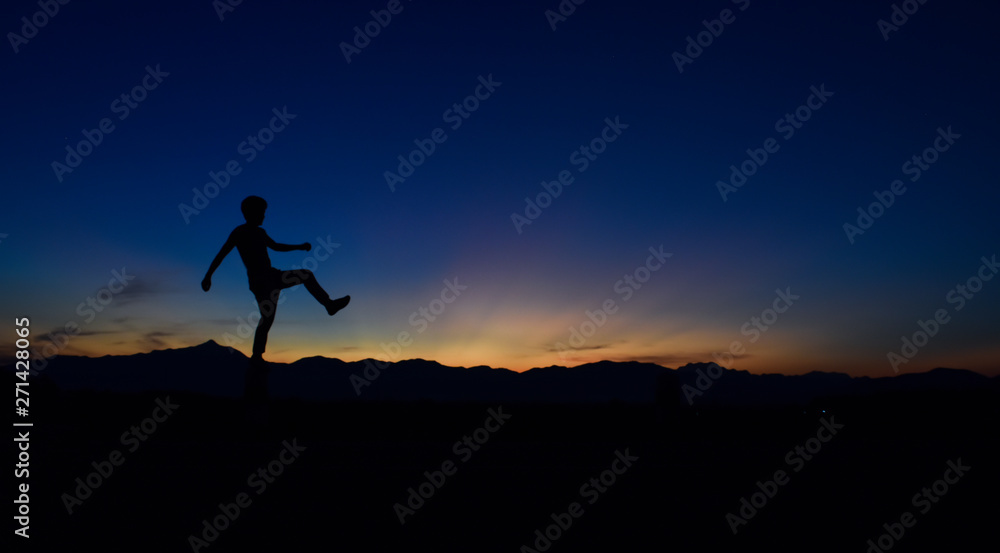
[246,285,277,425]
[252,288,279,358]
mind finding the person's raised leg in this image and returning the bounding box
[280,269,349,315]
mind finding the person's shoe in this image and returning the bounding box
[326,295,351,316]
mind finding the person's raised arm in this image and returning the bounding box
[202,236,235,291]
[265,232,310,253]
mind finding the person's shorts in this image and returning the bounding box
[248,268,286,301]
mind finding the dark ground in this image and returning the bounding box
[15,378,998,552]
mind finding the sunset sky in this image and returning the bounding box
[2,0,998,376]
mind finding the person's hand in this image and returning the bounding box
[302,243,312,252]
[201,276,211,292]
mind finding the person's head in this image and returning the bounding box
[241,196,267,225]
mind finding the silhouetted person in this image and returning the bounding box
[201,196,350,362]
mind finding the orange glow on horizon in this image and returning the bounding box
[15,307,1000,379]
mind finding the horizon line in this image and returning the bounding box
[10,339,998,380]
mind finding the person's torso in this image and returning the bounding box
[232,225,272,278]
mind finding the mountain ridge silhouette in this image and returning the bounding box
[9,340,996,405]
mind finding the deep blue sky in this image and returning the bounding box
[3,0,998,375]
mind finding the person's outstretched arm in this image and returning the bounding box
[202,237,235,291]
[265,233,311,253]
